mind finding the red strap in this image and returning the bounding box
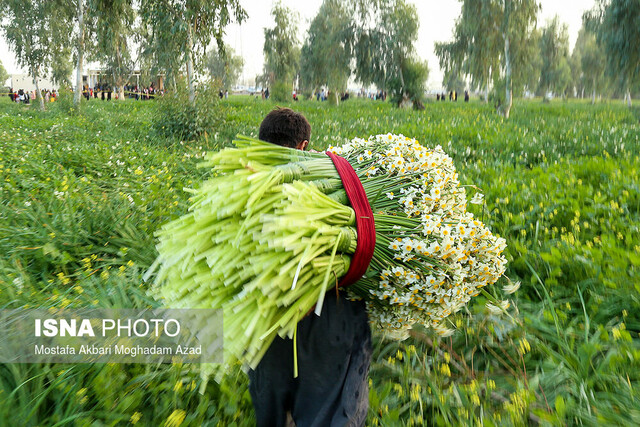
[326,152,376,288]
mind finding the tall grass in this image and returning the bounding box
[0,95,638,425]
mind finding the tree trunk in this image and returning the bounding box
[399,64,406,100]
[116,45,126,101]
[328,89,339,106]
[503,37,512,119]
[74,0,84,108]
[501,0,512,119]
[33,67,45,111]
[484,84,489,103]
[592,78,596,105]
[627,89,632,108]
[186,25,196,105]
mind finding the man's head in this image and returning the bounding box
[259,107,311,151]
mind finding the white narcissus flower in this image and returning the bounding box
[470,192,484,205]
[434,324,455,337]
[503,281,521,294]
[486,300,511,315]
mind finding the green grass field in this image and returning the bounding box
[1,95,639,425]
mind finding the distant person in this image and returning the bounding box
[464,90,469,102]
[436,94,440,101]
[265,87,270,99]
[453,90,457,102]
[101,85,105,101]
[8,88,14,102]
[441,93,446,102]
[107,87,112,101]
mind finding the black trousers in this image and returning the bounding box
[249,293,371,427]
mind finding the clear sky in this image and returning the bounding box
[1,0,597,90]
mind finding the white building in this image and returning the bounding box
[82,69,164,90]
[10,74,60,92]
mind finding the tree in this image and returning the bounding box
[353,0,427,106]
[300,0,354,105]
[48,1,75,88]
[0,60,9,88]
[435,0,539,117]
[71,0,91,108]
[207,43,244,89]
[500,0,540,117]
[435,0,502,102]
[139,0,246,105]
[571,26,606,103]
[51,45,73,87]
[263,2,300,88]
[0,0,56,110]
[538,16,571,99]
[512,27,541,96]
[442,68,466,93]
[585,0,640,107]
[388,58,429,108]
[582,36,606,103]
[569,35,584,98]
[92,0,136,101]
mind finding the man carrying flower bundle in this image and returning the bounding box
[248,107,372,427]
[148,105,509,426]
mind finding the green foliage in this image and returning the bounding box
[435,0,539,111]
[300,0,354,98]
[435,0,502,96]
[153,80,227,142]
[0,59,8,88]
[55,87,79,115]
[442,68,466,93]
[47,0,74,88]
[1,96,639,424]
[585,0,640,100]
[387,58,429,107]
[270,80,291,103]
[138,0,247,90]
[91,0,136,93]
[0,0,58,110]
[489,76,506,110]
[511,24,542,97]
[207,43,244,90]
[579,30,607,101]
[263,2,300,86]
[539,16,572,98]
[354,0,423,99]
[50,45,73,87]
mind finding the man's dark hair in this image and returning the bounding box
[259,107,311,148]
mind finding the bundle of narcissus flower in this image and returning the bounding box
[145,133,507,369]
